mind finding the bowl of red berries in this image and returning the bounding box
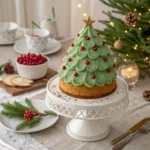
[16,53,49,80]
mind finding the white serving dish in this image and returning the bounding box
[15,57,49,80]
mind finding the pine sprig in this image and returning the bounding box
[1,101,31,116]
[25,98,38,112]
[2,110,24,119]
[14,101,30,113]
[44,110,57,116]
[1,99,58,131]
[16,116,41,131]
[1,102,25,115]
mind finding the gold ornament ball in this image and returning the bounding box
[114,40,123,50]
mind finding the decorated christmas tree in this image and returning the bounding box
[58,16,117,99]
[99,0,150,76]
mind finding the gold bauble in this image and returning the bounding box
[114,39,123,50]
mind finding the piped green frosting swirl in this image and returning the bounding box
[58,26,117,87]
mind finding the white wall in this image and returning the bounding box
[70,0,111,36]
[0,0,16,22]
[0,0,111,37]
[25,0,71,37]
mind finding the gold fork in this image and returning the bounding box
[112,120,150,150]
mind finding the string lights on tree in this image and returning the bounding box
[99,0,150,77]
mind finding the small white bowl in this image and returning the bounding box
[15,57,49,80]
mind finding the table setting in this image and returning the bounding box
[0,12,150,150]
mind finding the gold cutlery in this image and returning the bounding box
[111,117,150,145]
[112,120,150,150]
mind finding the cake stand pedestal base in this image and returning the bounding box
[66,119,110,142]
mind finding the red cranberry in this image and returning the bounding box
[68,58,72,62]
[91,74,96,79]
[24,110,35,120]
[62,66,66,70]
[104,57,108,61]
[97,32,100,35]
[113,64,116,68]
[85,36,90,40]
[77,33,80,37]
[93,46,98,51]
[31,53,36,57]
[80,46,85,51]
[17,53,47,66]
[85,60,90,65]
[43,57,47,61]
[107,68,111,72]
[70,43,74,47]
[32,62,36,65]
[74,72,78,76]
[103,41,106,45]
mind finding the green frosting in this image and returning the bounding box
[58,25,117,87]
[76,47,87,59]
[72,71,87,86]
[85,72,96,87]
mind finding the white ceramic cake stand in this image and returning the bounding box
[45,75,129,142]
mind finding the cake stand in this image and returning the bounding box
[45,75,129,142]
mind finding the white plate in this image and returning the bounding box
[14,39,61,55]
[0,99,59,133]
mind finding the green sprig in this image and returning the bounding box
[2,110,24,119]
[1,99,57,130]
[1,102,25,115]
[44,110,57,116]
[16,116,41,131]
[25,98,38,112]
[32,21,40,29]
[48,7,56,21]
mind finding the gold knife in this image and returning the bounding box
[111,117,150,145]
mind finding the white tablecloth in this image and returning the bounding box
[31,76,150,150]
[0,38,150,149]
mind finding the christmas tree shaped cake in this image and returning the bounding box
[58,16,117,99]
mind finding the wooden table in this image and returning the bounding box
[0,39,150,150]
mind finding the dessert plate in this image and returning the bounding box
[14,39,61,55]
[0,99,59,133]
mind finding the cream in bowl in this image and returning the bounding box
[24,28,51,52]
[0,22,18,44]
[16,53,49,80]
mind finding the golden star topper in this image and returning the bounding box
[83,16,95,27]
